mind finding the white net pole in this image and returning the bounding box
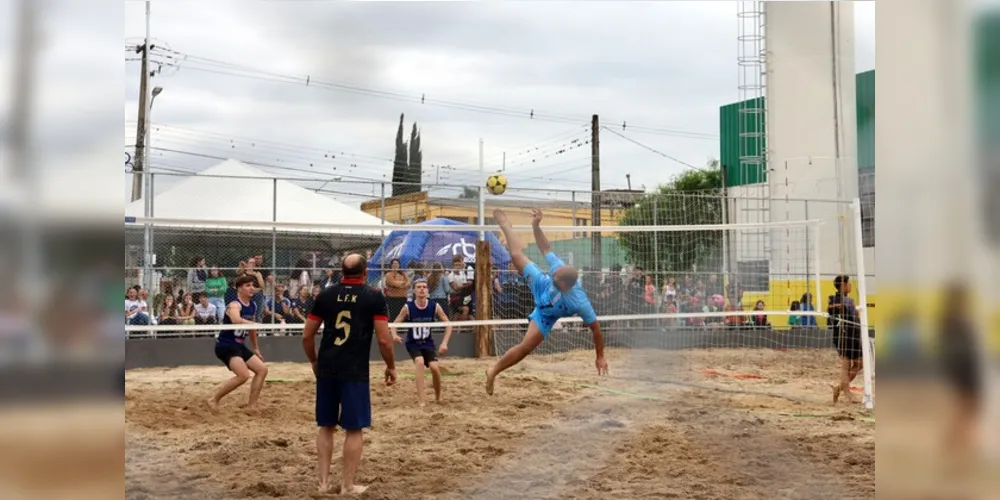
[851,198,875,411]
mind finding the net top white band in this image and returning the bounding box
[125,216,825,233]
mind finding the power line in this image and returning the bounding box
[601,126,704,171]
[133,46,718,140]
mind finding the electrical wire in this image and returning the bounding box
[133,46,717,140]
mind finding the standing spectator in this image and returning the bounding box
[320,269,338,289]
[176,293,196,326]
[312,285,321,299]
[194,294,219,325]
[301,254,396,496]
[383,258,411,320]
[706,274,724,299]
[427,262,451,314]
[205,267,228,322]
[447,255,473,320]
[799,293,818,327]
[289,259,312,299]
[188,256,207,298]
[681,275,696,297]
[643,275,657,311]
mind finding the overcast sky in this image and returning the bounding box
[123,1,875,207]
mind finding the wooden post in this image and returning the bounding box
[475,240,492,357]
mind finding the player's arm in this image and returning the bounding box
[390,306,408,343]
[372,293,397,385]
[531,208,552,255]
[435,303,453,354]
[302,294,328,374]
[580,301,608,375]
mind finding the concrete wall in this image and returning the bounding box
[765,1,860,282]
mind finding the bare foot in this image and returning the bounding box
[311,483,335,498]
[245,405,260,416]
[418,401,426,408]
[205,398,220,414]
[485,367,496,396]
[341,484,368,495]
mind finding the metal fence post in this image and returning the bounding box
[143,172,154,291]
[271,177,278,325]
[380,182,386,281]
[804,200,811,298]
[653,194,659,278]
[571,191,577,239]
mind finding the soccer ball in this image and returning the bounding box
[486,174,507,195]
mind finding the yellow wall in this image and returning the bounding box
[360,193,624,243]
[870,287,1000,357]
[741,278,878,333]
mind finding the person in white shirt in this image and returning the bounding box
[125,287,150,325]
[194,294,219,325]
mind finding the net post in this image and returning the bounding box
[812,222,822,323]
[271,177,278,325]
[851,198,874,411]
[475,240,492,357]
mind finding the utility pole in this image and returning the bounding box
[130,0,151,202]
[590,114,601,271]
[625,174,632,191]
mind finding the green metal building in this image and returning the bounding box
[719,70,876,187]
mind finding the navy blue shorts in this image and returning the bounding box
[316,378,371,430]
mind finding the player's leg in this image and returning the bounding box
[314,377,339,496]
[412,354,427,407]
[245,352,269,412]
[338,381,372,494]
[424,350,442,402]
[486,320,544,395]
[493,209,531,274]
[208,352,251,412]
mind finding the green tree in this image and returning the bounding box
[617,162,723,275]
[390,113,408,196]
[402,123,423,195]
[458,186,478,199]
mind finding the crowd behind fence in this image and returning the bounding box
[125,173,873,337]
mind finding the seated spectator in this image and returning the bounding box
[156,294,178,325]
[126,287,151,325]
[288,287,313,324]
[176,293,196,326]
[263,284,291,323]
[788,301,802,326]
[749,299,770,328]
[194,294,218,325]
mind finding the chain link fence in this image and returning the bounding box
[124,170,871,337]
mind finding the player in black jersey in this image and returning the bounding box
[302,254,396,496]
[206,275,268,414]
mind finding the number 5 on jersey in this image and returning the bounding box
[334,310,351,346]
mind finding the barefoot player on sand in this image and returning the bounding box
[486,208,608,395]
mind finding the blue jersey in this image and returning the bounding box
[405,299,437,350]
[524,253,598,338]
[217,297,256,345]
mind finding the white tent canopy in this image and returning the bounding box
[125,159,384,236]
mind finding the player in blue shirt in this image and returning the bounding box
[486,208,608,395]
[390,279,454,406]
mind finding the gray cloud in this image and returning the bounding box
[121,0,877,203]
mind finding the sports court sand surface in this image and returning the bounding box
[126,349,874,499]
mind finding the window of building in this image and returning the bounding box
[859,171,875,248]
[736,260,770,293]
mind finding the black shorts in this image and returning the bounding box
[833,335,863,360]
[316,378,371,430]
[214,343,255,368]
[407,347,438,367]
